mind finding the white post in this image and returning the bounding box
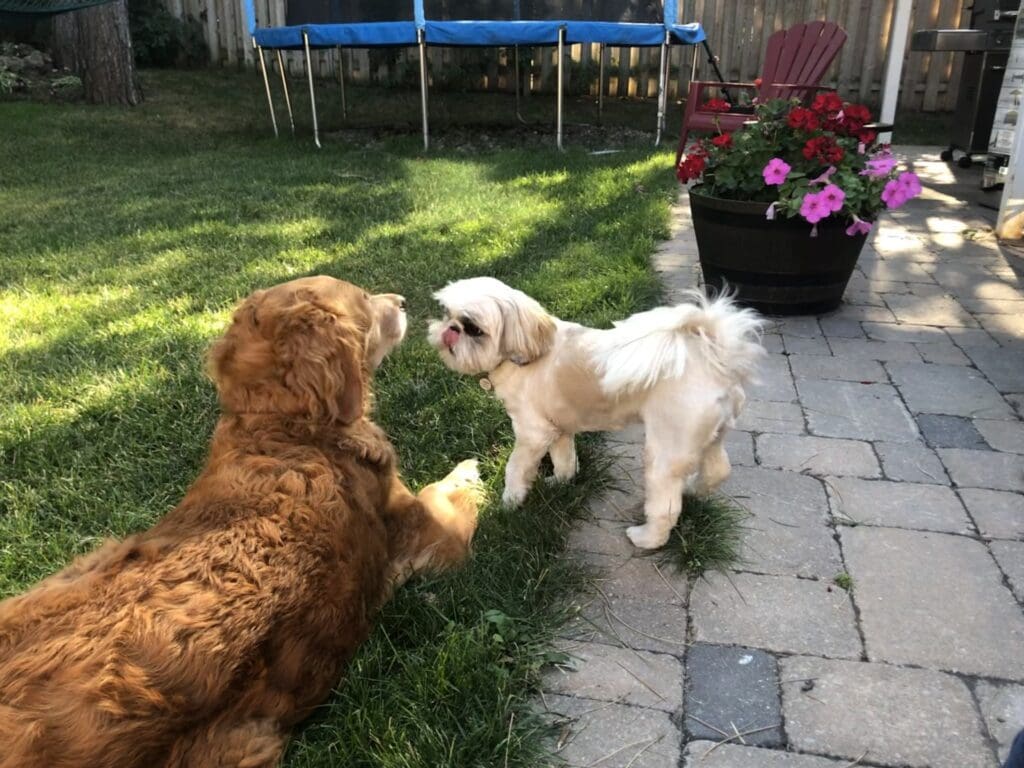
[995,5,1024,239]
[996,121,1024,239]
[878,0,913,138]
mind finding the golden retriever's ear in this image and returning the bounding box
[335,336,365,424]
[207,292,273,409]
[499,297,556,365]
[276,296,366,424]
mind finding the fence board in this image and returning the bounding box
[923,0,955,111]
[222,0,237,65]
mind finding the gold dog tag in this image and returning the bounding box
[479,377,493,391]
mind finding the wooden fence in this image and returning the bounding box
[177,0,967,111]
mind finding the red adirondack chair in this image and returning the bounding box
[676,21,847,163]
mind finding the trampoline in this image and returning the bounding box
[240,0,705,149]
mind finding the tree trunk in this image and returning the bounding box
[51,0,142,106]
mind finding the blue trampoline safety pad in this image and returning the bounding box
[253,26,304,49]
[307,22,418,47]
[244,0,706,50]
[424,20,561,47]
[563,22,661,46]
[254,21,418,48]
[669,22,705,44]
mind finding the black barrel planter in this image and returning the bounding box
[689,189,869,316]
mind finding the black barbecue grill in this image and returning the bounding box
[912,0,1018,168]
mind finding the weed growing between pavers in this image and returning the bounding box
[833,571,854,591]
[657,494,750,577]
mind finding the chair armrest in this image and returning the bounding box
[767,82,833,91]
[691,80,759,90]
[689,80,758,110]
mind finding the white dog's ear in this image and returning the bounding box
[499,297,556,365]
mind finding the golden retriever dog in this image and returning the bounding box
[0,275,483,768]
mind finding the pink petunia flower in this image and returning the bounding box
[860,153,897,178]
[821,184,846,212]
[897,171,922,198]
[809,166,837,185]
[763,158,791,186]
[845,216,873,237]
[800,192,829,224]
[881,179,907,209]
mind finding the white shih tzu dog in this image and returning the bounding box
[428,277,764,549]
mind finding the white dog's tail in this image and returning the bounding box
[589,290,766,396]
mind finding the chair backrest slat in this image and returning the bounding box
[759,21,846,101]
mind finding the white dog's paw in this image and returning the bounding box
[543,469,576,486]
[552,463,578,482]
[626,523,670,550]
[501,485,528,508]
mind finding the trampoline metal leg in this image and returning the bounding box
[418,29,430,151]
[303,31,321,149]
[597,43,604,122]
[256,43,279,138]
[514,46,526,124]
[337,46,347,120]
[655,32,669,147]
[556,26,564,151]
[276,49,295,136]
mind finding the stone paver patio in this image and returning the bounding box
[539,149,1024,767]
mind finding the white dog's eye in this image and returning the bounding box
[462,319,485,338]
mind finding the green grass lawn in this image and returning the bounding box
[0,69,679,767]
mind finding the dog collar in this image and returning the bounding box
[480,357,528,393]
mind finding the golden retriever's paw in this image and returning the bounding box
[440,459,486,510]
[445,458,481,488]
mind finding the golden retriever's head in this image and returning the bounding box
[209,276,407,424]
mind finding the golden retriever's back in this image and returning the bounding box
[0,417,392,768]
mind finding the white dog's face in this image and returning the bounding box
[428,277,556,375]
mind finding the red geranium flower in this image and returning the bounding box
[822,116,845,134]
[844,103,872,124]
[811,91,843,115]
[787,107,819,132]
[711,132,733,148]
[676,152,707,182]
[802,136,844,164]
[857,129,877,145]
[838,102,872,135]
[704,98,731,113]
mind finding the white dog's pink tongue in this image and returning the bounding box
[441,327,460,349]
